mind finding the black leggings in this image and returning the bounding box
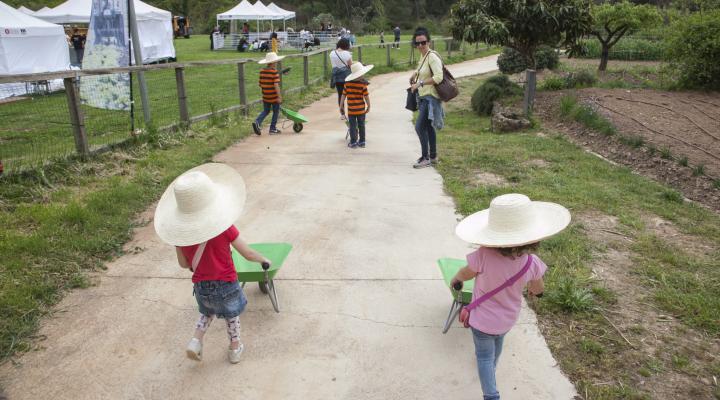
[336,82,345,106]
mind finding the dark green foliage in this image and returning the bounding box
[665,10,720,90]
[566,70,597,87]
[471,76,522,116]
[577,37,664,61]
[498,46,560,74]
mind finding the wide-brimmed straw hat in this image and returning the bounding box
[154,163,246,246]
[345,61,374,81]
[258,52,286,64]
[455,193,570,247]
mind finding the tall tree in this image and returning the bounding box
[591,1,661,71]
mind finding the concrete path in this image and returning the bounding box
[0,55,576,399]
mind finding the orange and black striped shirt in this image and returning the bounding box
[343,80,369,116]
[259,67,281,103]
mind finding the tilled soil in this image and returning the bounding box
[534,88,720,212]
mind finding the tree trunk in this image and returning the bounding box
[599,43,610,71]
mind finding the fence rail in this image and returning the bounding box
[0,38,478,174]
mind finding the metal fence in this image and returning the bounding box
[0,37,476,175]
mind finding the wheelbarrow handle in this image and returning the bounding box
[261,261,271,271]
[452,281,463,291]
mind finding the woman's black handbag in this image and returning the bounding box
[405,88,418,111]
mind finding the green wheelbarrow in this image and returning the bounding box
[437,258,475,333]
[232,242,293,313]
[280,107,309,133]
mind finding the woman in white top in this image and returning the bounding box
[330,38,353,109]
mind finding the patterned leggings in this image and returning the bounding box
[195,314,241,343]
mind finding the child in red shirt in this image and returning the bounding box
[154,163,270,364]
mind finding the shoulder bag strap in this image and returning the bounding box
[463,254,534,312]
[334,50,350,68]
[190,242,207,272]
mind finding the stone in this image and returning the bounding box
[491,102,531,133]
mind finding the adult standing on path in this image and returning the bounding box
[409,27,444,169]
[329,38,353,112]
[393,26,401,49]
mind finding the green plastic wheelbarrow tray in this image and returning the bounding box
[232,242,292,313]
[280,107,308,133]
[438,258,475,333]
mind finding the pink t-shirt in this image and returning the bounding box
[467,247,547,335]
[179,225,240,283]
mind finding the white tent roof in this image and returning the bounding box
[0,0,70,74]
[16,5,35,15]
[217,0,283,21]
[37,6,50,12]
[267,3,295,20]
[34,0,171,24]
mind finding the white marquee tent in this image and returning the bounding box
[217,0,296,37]
[34,0,175,63]
[0,0,70,75]
[267,3,294,20]
[16,5,35,15]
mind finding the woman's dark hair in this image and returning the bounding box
[412,26,431,46]
[271,32,278,39]
[336,38,350,50]
[495,242,539,259]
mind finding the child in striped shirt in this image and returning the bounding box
[252,52,285,135]
[340,62,374,148]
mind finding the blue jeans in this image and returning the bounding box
[415,97,436,159]
[194,280,247,319]
[472,327,506,400]
[255,102,280,130]
[348,114,366,144]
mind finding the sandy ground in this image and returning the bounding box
[0,54,577,400]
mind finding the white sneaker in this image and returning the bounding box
[228,343,244,364]
[186,338,202,361]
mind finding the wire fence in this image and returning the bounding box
[0,37,477,175]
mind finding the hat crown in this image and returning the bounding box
[350,62,364,74]
[487,194,536,233]
[173,171,217,214]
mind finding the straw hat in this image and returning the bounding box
[258,52,286,64]
[154,163,246,246]
[455,194,570,247]
[345,61,374,81]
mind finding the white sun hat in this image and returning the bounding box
[345,61,374,81]
[154,163,246,246]
[258,52,286,64]
[455,193,571,247]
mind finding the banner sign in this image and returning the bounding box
[80,0,131,111]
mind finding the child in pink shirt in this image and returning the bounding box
[451,193,571,400]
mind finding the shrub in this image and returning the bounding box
[565,70,597,87]
[498,46,560,74]
[471,76,523,116]
[665,10,720,90]
[540,76,567,90]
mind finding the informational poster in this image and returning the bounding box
[212,32,225,50]
[80,0,131,110]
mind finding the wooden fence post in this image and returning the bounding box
[448,39,452,58]
[63,76,89,158]
[386,44,391,66]
[277,60,283,93]
[357,46,363,63]
[175,67,189,124]
[237,62,247,116]
[323,49,328,78]
[303,54,309,87]
[523,69,537,116]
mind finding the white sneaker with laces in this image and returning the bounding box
[186,338,202,361]
[228,343,245,364]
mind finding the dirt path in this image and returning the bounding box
[0,55,576,399]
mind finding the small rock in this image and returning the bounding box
[491,102,531,133]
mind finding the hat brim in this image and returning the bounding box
[154,163,246,246]
[346,64,374,82]
[258,55,286,64]
[455,202,571,247]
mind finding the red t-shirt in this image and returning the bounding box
[180,225,240,283]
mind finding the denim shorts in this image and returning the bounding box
[193,280,247,319]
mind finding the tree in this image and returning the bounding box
[591,2,661,71]
[449,0,592,113]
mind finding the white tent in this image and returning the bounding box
[16,5,35,15]
[0,0,70,75]
[37,6,51,13]
[34,0,175,63]
[267,3,294,20]
[217,0,278,21]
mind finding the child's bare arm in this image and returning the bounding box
[451,266,476,287]
[339,94,347,114]
[364,95,370,113]
[175,247,191,270]
[275,83,282,103]
[527,278,544,296]
[231,236,271,265]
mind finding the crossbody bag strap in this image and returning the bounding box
[334,50,350,68]
[413,51,432,83]
[463,254,534,312]
[190,242,207,272]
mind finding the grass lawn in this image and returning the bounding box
[437,74,720,399]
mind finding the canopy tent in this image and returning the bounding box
[34,0,175,63]
[217,0,295,40]
[0,1,70,75]
[16,5,35,15]
[37,6,51,13]
[266,2,294,31]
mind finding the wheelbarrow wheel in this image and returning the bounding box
[293,122,303,133]
[258,281,269,294]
